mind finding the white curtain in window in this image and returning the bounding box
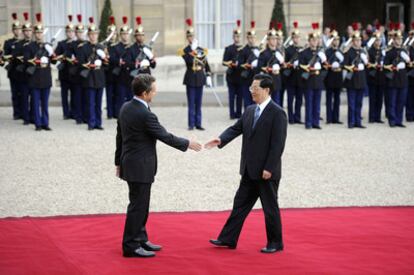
[195,0,242,49]
[195,0,216,49]
[220,0,242,48]
[41,0,97,42]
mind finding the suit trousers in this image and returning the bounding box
[218,172,282,247]
[122,181,151,252]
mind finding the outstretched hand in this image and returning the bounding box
[188,140,202,152]
[204,138,221,149]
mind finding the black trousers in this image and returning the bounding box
[218,173,282,247]
[122,181,152,252]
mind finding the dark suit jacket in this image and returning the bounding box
[115,99,190,183]
[218,100,287,181]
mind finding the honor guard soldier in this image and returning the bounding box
[104,16,118,119]
[113,16,132,117]
[406,22,414,122]
[257,22,284,105]
[324,28,344,124]
[384,23,410,127]
[284,21,304,124]
[53,15,76,120]
[178,18,212,130]
[299,22,326,129]
[78,17,108,130]
[343,22,368,129]
[275,22,286,106]
[24,13,54,131]
[239,21,260,109]
[124,16,156,77]
[2,13,22,120]
[66,14,87,124]
[367,26,386,124]
[222,20,243,119]
[17,12,34,125]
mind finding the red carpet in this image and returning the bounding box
[0,207,413,275]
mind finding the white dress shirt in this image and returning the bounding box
[133,96,149,109]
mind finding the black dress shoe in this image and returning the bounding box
[23,121,30,125]
[312,125,322,129]
[42,126,52,131]
[35,127,42,131]
[295,121,304,124]
[123,247,155,258]
[348,125,354,129]
[376,120,385,124]
[396,124,406,128]
[333,121,343,124]
[94,126,104,130]
[196,126,205,131]
[355,125,366,129]
[88,126,94,131]
[141,241,162,252]
[209,239,236,249]
[260,244,284,254]
[188,127,194,131]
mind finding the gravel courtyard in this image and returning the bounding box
[0,104,413,218]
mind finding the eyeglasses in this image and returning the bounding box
[249,86,261,92]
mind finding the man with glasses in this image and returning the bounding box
[206,74,287,254]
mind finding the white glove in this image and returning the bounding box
[206,76,212,87]
[358,63,365,71]
[272,63,280,71]
[275,51,284,63]
[140,59,150,67]
[96,49,106,59]
[143,47,154,60]
[293,60,299,68]
[318,52,327,63]
[360,53,368,65]
[331,61,340,69]
[94,59,102,67]
[251,59,258,68]
[313,62,321,70]
[40,56,49,64]
[44,44,54,57]
[335,51,344,62]
[400,51,410,62]
[253,49,260,58]
[191,39,198,51]
[397,62,406,70]
[381,50,386,57]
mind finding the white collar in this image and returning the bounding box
[257,96,271,113]
[133,96,149,109]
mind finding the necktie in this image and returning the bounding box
[252,105,260,129]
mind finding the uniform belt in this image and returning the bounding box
[39,64,49,68]
[311,70,320,75]
[192,66,203,71]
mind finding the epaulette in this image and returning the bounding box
[203,48,208,55]
[77,42,86,48]
[177,47,185,57]
[23,42,30,46]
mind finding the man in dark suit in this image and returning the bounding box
[115,74,202,258]
[205,74,288,253]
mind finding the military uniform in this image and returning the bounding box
[258,23,285,106]
[24,13,53,130]
[113,41,132,116]
[77,17,107,130]
[406,27,414,122]
[179,18,211,130]
[298,22,325,129]
[284,23,303,123]
[53,15,76,120]
[223,21,243,119]
[384,41,409,127]
[104,16,117,119]
[324,30,344,124]
[367,37,386,123]
[343,47,368,128]
[3,14,22,120]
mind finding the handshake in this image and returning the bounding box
[187,138,222,152]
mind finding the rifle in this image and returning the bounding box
[130,32,159,77]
